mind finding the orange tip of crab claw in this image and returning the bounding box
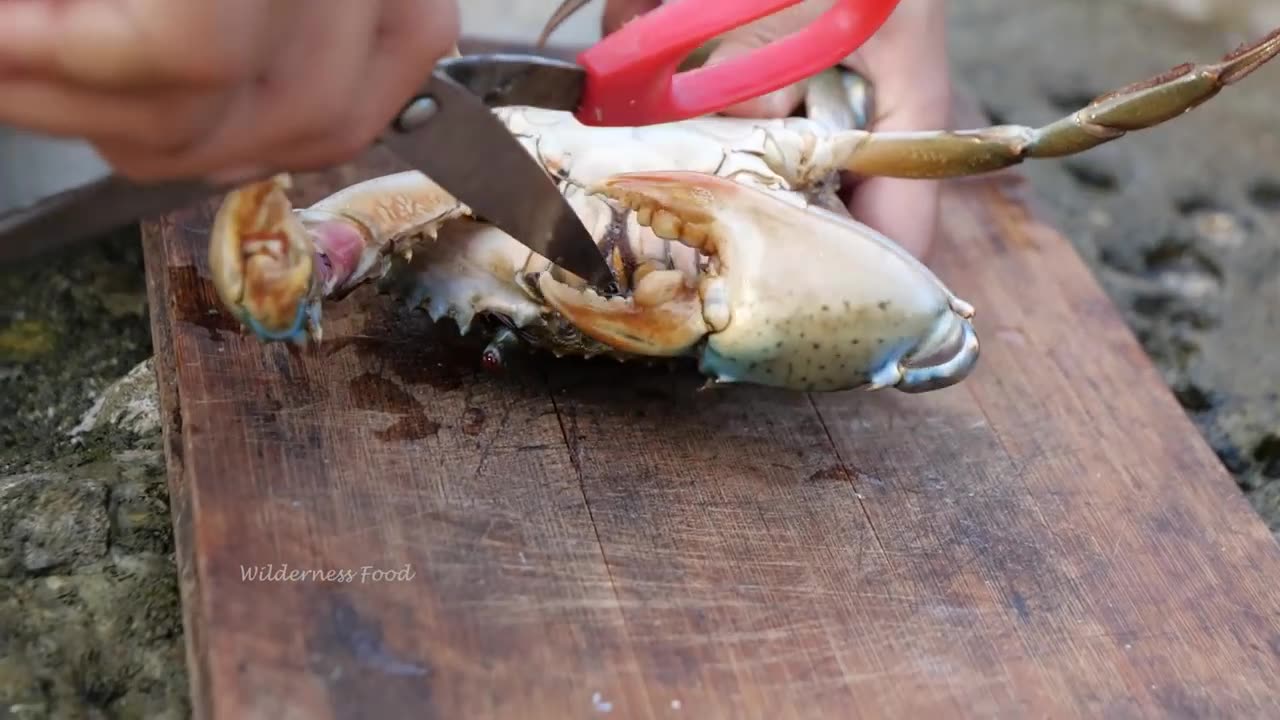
[536,271,708,357]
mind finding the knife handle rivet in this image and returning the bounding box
[395,95,439,133]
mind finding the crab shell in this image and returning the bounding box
[208,69,979,394]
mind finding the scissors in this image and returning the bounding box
[0,0,901,294]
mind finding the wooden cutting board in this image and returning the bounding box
[140,40,1280,720]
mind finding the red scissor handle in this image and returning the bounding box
[574,0,902,126]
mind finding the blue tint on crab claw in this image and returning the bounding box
[241,301,318,344]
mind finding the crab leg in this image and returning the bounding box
[209,172,468,342]
[831,27,1280,179]
[536,0,594,47]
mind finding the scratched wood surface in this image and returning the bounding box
[141,43,1280,720]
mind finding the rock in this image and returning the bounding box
[0,472,110,576]
[0,655,44,717]
[70,358,161,439]
[0,553,189,719]
[0,218,180,717]
[0,448,187,719]
[0,225,152,472]
[0,319,57,362]
[108,450,172,556]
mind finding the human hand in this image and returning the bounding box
[0,0,460,183]
[602,0,952,259]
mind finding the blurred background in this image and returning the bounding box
[1,0,1277,717]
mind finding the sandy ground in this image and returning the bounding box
[1,0,1278,717]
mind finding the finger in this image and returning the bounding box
[0,75,232,150]
[89,84,256,181]
[96,0,459,181]
[845,80,951,259]
[97,1,389,180]
[0,0,267,90]
[845,96,951,259]
[848,176,940,259]
[703,38,807,118]
[264,0,460,175]
[602,0,661,34]
[211,0,386,167]
[844,17,952,259]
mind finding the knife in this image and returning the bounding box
[380,57,618,294]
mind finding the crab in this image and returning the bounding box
[208,28,1279,394]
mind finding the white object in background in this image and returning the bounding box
[0,128,111,212]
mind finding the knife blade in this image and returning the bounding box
[380,64,617,295]
[0,173,228,265]
[0,131,234,264]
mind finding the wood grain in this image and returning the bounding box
[141,47,1280,720]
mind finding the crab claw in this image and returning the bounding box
[536,265,710,357]
[210,171,467,344]
[209,175,323,343]
[539,170,979,393]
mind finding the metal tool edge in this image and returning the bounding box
[380,66,616,293]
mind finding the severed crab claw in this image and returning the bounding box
[209,171,468,344]
[208,174,318,341]
[538,171,977,392]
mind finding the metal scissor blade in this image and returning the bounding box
[0,130,230,264]
[379,70,616,294]
[0,172,224,264]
